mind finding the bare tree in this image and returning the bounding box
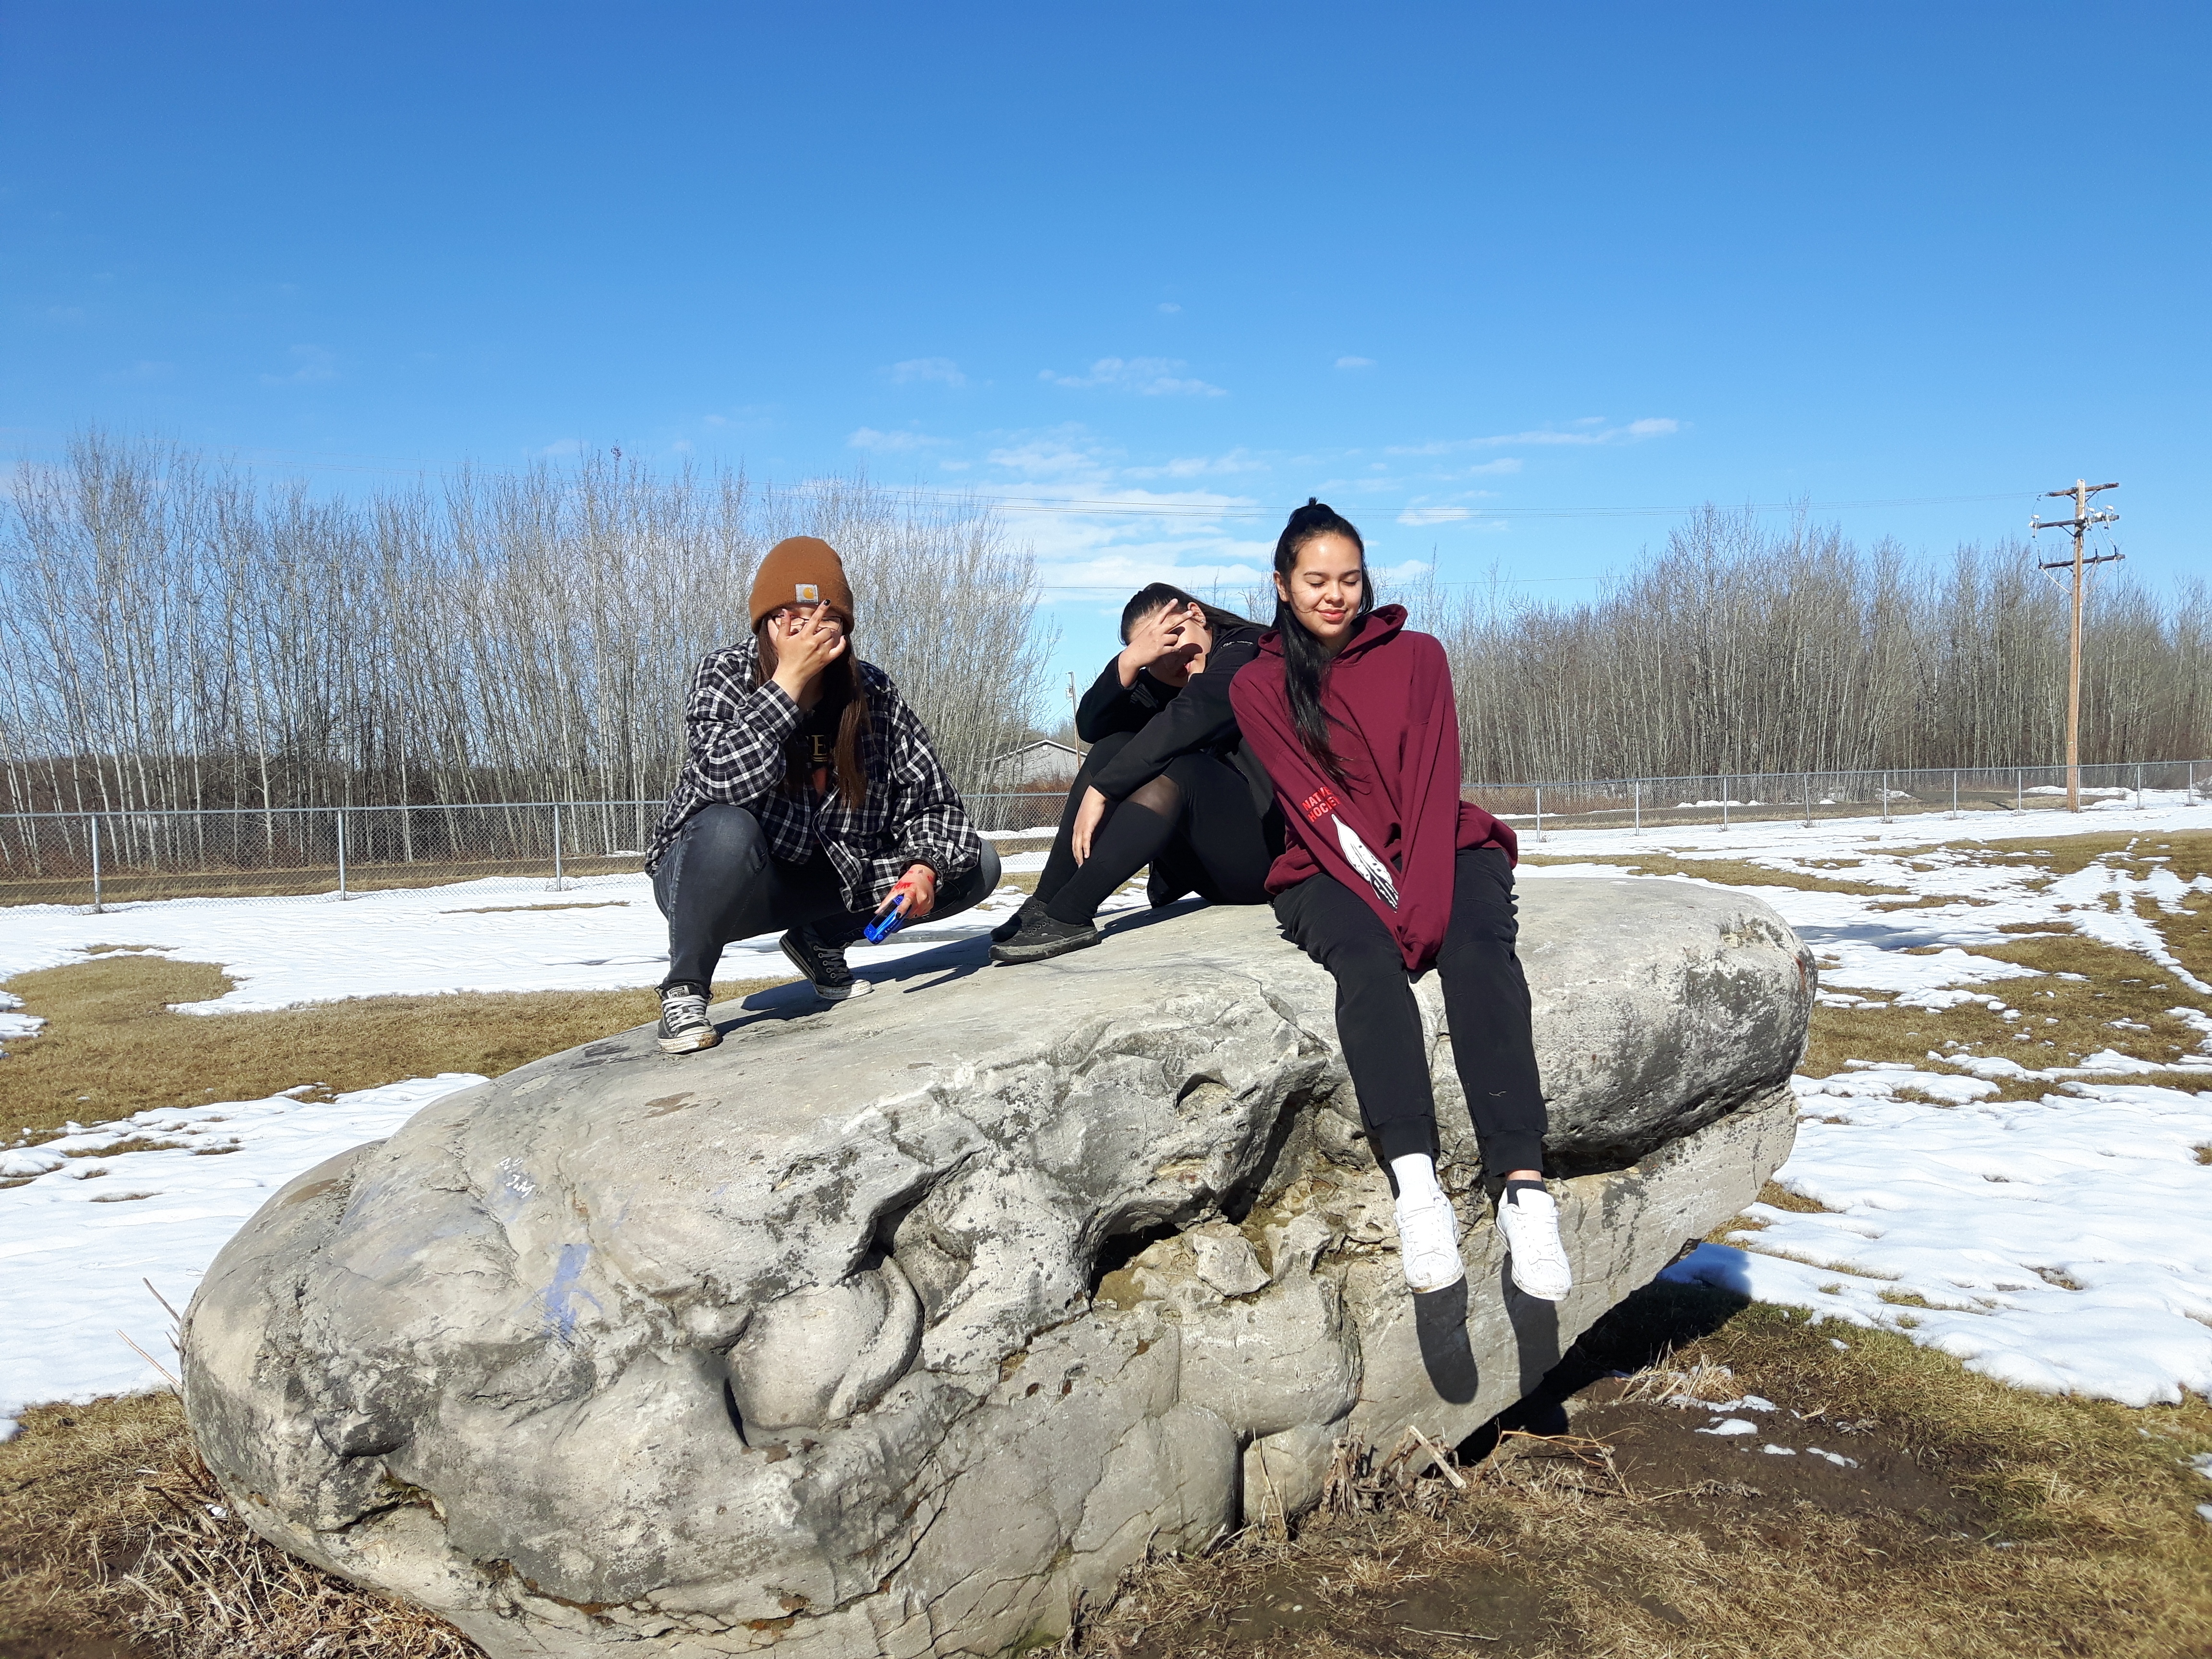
[0,433,1052,827]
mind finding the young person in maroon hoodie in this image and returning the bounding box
[1229,501,1572,1299]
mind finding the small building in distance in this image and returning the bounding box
[982,739,1080,792]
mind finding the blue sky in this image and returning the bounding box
[3,2,2205,693]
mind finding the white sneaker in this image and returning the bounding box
[1394,1190,1465,1293]
[1497,1182,1573,1300]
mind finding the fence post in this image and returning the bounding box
[552,801,566,891]
[1632,780,1640,836]
[1803,772,1812,829]
[336,808,349,899]
[2135,762,2143,809]
[1721,779,1730,832]
[1882,771,1891,825]
[1950,770,1958,820]
[2016,768,2023,812]
[1534,786,1543,844]
[89,814,102,914]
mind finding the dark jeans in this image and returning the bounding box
[653,804,1002,990]
[1035,731,1279,924]
[1273,847,1548,1178]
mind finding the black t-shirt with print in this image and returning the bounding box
[793,701,840,795]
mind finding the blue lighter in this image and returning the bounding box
[865,893,909,946]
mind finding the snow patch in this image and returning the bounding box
[0,1075,484,1418]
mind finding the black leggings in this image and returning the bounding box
[1036,732,1279,925]
[653,804,1002,989]
[1274,847,1547,1178]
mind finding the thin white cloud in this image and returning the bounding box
[1157,302,1182,314]
[1394,508,1512,535]
[1385,417,1680,456]
[985,429,1116,479]
[260,345,337,386]
[890,357,966,388]
[1039,357,1226,397]
[848,426,945,453]
[1335,356,1376,370]
[1122,447,1270,481]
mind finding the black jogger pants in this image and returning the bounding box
[1273,846,1548,1178]
[654,804,1001,990]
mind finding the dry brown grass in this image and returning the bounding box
[0,954,780,1144]
[1962,827,2212,881]
[1803,931,2212,1095]
[1519,848,1904,897]
[0,1391,479,1658]
[1073,1295,2212,1659]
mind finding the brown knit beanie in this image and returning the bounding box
[748,537,856,632]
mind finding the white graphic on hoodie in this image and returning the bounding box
[1333,816,1399,910]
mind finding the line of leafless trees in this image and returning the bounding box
[1426,507,2209,783]
[5,435,2205,822]
[0,433,1051,817]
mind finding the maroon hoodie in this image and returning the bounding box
[1229,604,1515,971]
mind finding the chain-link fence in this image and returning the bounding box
[0,801,670,911]
[1474,759,2209,842]
[1,764,2203,910]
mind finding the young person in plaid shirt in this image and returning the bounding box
[643,536,999,1053]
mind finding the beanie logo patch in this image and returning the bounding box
[794,584,820,603]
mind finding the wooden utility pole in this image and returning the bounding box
[2030,480,2122,812]
[1067,672,1084,757]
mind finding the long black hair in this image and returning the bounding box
[1270,498,1371,778]
[1118,582,1258,643]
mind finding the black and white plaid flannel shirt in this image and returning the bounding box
[643,648,983,911]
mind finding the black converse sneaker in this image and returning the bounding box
[780,923,873,1002]
[990,895,1045,944]
[656,983,719,1054]
[988,908,1100,965]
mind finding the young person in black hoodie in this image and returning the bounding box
[990,583,1281,963]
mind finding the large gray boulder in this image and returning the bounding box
[184,878,1812,1659]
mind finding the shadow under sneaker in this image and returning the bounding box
[988,909,1100,965]
[780,923,873,1002]
[656,984,720,1054]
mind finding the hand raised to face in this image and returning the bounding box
[1119,600,1204,686]
[767,603,848,702]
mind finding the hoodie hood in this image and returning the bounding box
[1256,603,1406,663]
[1229,608,1513,972]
